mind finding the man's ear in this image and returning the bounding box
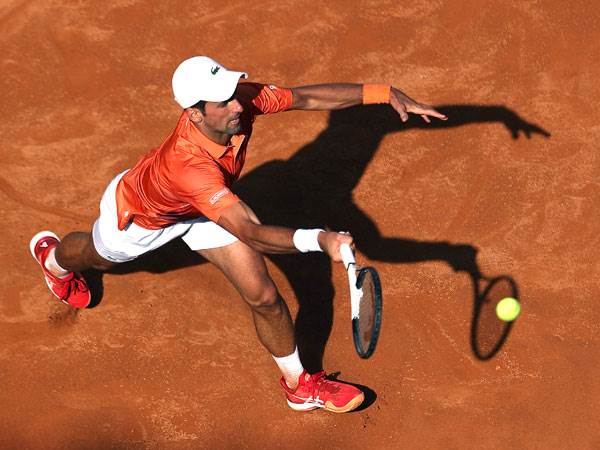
[186,108,203,124]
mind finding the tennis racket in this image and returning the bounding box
[340,244,383,359]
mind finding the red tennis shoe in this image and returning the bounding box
[30,231,91,309]
[280,370,364,413]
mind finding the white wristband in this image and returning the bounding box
[293,229,325,253]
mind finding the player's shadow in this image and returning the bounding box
[234,104,546,371]
[99,104,547,374]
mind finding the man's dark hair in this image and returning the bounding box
[191,99,206,113]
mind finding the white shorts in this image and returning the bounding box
[92,171,238,263]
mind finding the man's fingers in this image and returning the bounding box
[430,110,448,120]
[392,94,447,122]
[338,232,354,247]
[399,104,409,122]
[408,103,447,121]
[420,106,447,121]
[433,111,448,120]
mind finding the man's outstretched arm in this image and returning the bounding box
[289,83,447,123]
[217,201,352,261]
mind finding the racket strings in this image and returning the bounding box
[357,271,376,344]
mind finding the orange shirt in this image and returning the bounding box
[115,83,293,230]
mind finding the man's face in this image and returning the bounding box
[200,93,244,135]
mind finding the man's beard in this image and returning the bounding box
[225,122,241,135]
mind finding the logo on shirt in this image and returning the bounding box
[211,66,221,75]
[209,187,230,205]
[269,84,278,90]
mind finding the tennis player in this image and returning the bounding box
[30,56,446,413]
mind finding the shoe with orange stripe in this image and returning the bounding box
[280,370,364,413]
[30,231,91,309]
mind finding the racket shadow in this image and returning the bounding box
[470,274,519,360]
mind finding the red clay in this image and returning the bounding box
[2,1,599,449]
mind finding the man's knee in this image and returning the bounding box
[244,281,280,311]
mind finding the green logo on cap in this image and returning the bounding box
[211,66,220,75]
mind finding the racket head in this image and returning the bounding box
[351,266,383,359]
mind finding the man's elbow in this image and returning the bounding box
[290,90,310,110]
[217,208,269,252]
[235,223,267,252]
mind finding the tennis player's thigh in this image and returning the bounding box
[197,240,275,303]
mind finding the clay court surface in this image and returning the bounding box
[1,1,599,448]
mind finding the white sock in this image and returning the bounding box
[272,347,304,389]
[44,248,71,278]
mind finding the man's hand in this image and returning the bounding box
[390,87,448,123]
[318,231,354,262]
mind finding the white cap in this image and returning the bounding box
[172,56,248,108]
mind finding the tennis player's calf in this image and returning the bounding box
[240,278,296,357]
[55,231,117,272]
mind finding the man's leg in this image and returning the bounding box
[196,240,364,413]
[30,229,115,308]
[31,170,125,307]
[197,241,298,365]
[54,231,116,272]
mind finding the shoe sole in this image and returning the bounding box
[287,392,365,413]
[324,393,365,413]
[286,400,321,412]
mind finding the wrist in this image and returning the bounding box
[362,84,391,104]
[293,229,325,252]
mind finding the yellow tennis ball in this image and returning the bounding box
[496,297,521,322]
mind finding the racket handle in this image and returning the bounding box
[340,244,355,269]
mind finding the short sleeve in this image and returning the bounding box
[169,159,240,223]
[237,82,293,116]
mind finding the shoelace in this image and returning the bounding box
[61,276,89,301]
[307,371,341,399]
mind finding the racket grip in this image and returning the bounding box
[340,244,355,269]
